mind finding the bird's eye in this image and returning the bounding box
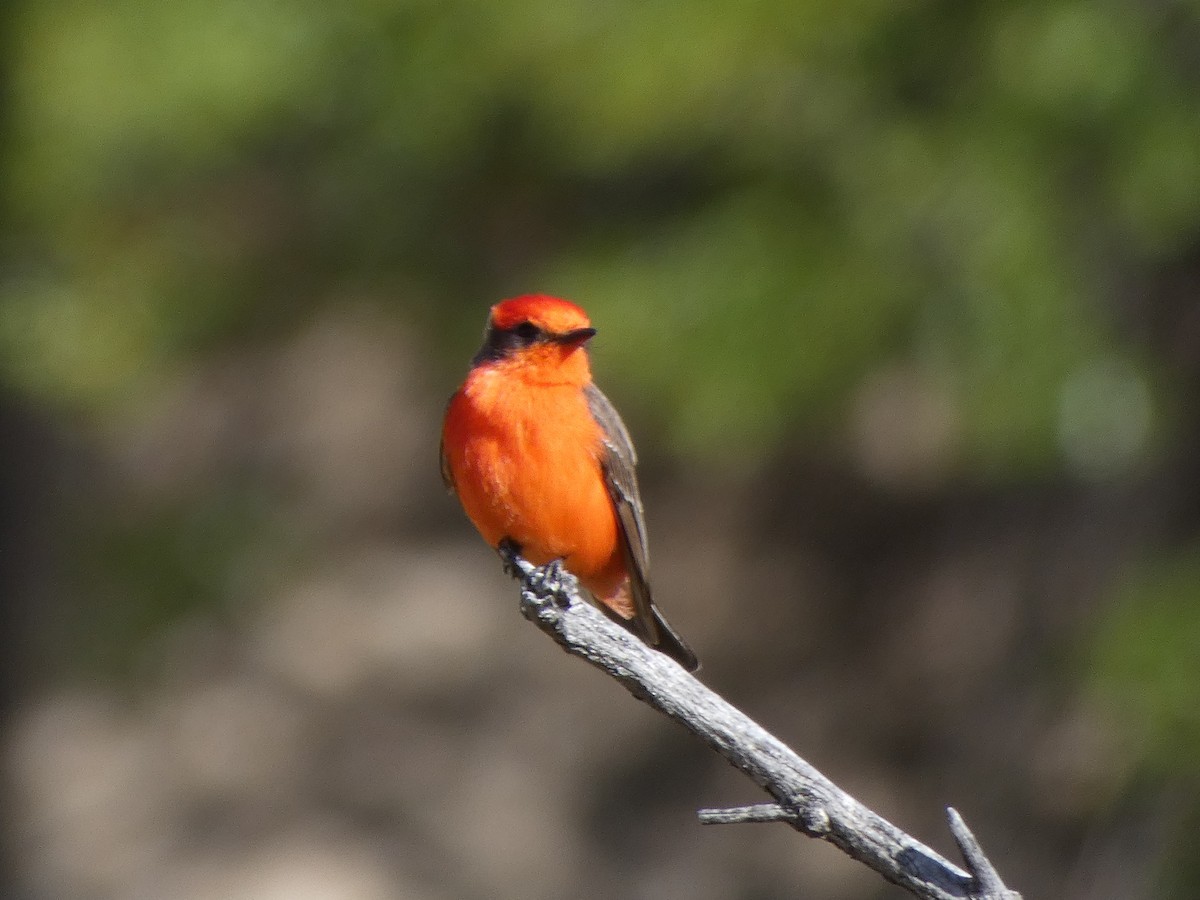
[514,321,540,342]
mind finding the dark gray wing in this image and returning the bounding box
[584,383,654,630]
[439,435,455,492]
[440,392,458,493]
[585,383,699,671]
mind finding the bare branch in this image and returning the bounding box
[698,803,800,825]
[498,545,1022,900]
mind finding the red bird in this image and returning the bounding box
[440,295,698,671]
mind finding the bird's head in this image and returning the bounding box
[472,295,597,379]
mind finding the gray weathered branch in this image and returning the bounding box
[498,547,1021,900]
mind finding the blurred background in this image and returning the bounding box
[2,1,1199,898]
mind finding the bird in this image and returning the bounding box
[440,294,699,671]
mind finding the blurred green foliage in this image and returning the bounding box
[4,0,1194,469]
[1092,552,1200,776]
[1091,551,1200,897]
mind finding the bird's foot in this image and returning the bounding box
[497,539,574,608]
[528,557,574,608]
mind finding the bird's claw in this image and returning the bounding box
[497,540,573,607]
[527,558,574,608]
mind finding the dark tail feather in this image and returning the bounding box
[598,601,700,672]
[650,606,700,672]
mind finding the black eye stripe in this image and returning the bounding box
[470,320,545,364]
[514,321,541,341]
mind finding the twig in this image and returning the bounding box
[947,808,1023,900]
[697,803,800,825]
[498,545,1022,900]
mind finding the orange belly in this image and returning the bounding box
[444,370,630,610]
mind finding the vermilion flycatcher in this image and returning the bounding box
[441,295,699,671]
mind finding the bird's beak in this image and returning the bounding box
[555,327,597,346]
